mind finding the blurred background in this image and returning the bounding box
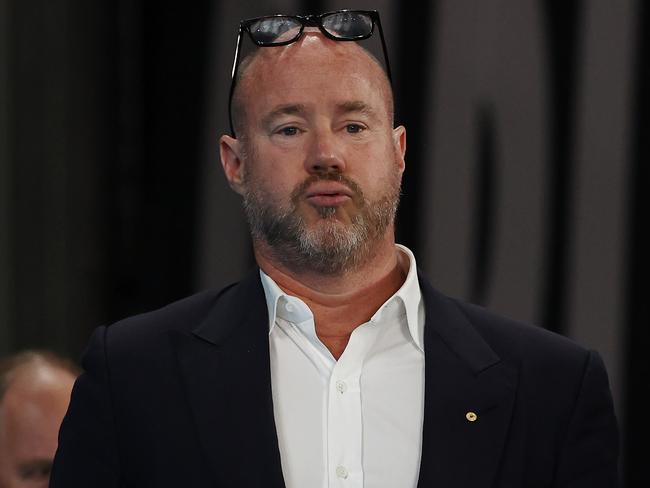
[0,0,646,485]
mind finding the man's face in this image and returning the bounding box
[0,366,75,488]
[222,33,406,274]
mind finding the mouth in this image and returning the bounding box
[304,182,354,207]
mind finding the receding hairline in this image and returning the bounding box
[230,38,395,137]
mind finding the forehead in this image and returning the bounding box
[0,367,75,450]
[238,33,390,114]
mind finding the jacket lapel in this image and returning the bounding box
[417,275,519,488]
[172,271,285,487]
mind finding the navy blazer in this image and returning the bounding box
[50,269,619,487]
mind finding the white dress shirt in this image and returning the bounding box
[261,244,426,488]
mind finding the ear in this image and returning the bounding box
[392,125,407,173]
[219,134,246,195]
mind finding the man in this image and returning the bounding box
[0,351,78,488]
[51,10,619,488]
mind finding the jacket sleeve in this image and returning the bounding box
[50,326,122,487]
[554,350,620,487]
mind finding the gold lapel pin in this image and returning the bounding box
[466,411,478,422]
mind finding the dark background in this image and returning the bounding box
[0,1,646,485]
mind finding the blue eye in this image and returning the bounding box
[278,126,299,136]
[346,124,364,134]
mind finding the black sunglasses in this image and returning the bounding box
[227,9,392,137]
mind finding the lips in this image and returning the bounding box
[304,182,354,206]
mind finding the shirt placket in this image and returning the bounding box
[325,322,380,488]
[328,365,362,487]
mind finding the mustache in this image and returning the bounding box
[290,172,365,205]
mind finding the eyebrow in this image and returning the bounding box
[18,459,53,479]
[336,101,376,116]
[261,104,307,128]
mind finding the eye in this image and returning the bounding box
[345,124,365,134]
[18,462,52,480]
[277,126,300,136]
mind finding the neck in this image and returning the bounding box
[256,234,408,359]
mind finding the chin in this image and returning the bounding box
[306,203,357,223]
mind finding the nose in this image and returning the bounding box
[304,130,346,174]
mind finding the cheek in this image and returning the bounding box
[244,163,296,205]
[354,148,402,193]
[247,139,313,189]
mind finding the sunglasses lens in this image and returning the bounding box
[321,12,373,39]
[248,17,302,45]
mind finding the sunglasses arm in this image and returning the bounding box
[228,29,244,136]
[375,16,392,83]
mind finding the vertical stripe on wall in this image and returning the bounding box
[0,0,12,355]
[625,1,649,484]
[540,0,583,336]
[568,0,635,450]
[421,0,547,328]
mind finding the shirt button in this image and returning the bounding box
[284,302,294,312]
[336,465,348,479]
[336,380,347,394]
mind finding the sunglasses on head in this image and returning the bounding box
[227,10,392,137]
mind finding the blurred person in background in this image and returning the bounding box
[0,351,79,488]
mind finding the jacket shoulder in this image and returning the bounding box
[102,281,240,350]
[448,298,601,391]
[454,299,589,356]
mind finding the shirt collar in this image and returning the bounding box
[259,244,424,351]
[390,244,424,351]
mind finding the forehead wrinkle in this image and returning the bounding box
[336,100,378,119]
[261,103,307,127]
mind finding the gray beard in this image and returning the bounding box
[242,171,400,275]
